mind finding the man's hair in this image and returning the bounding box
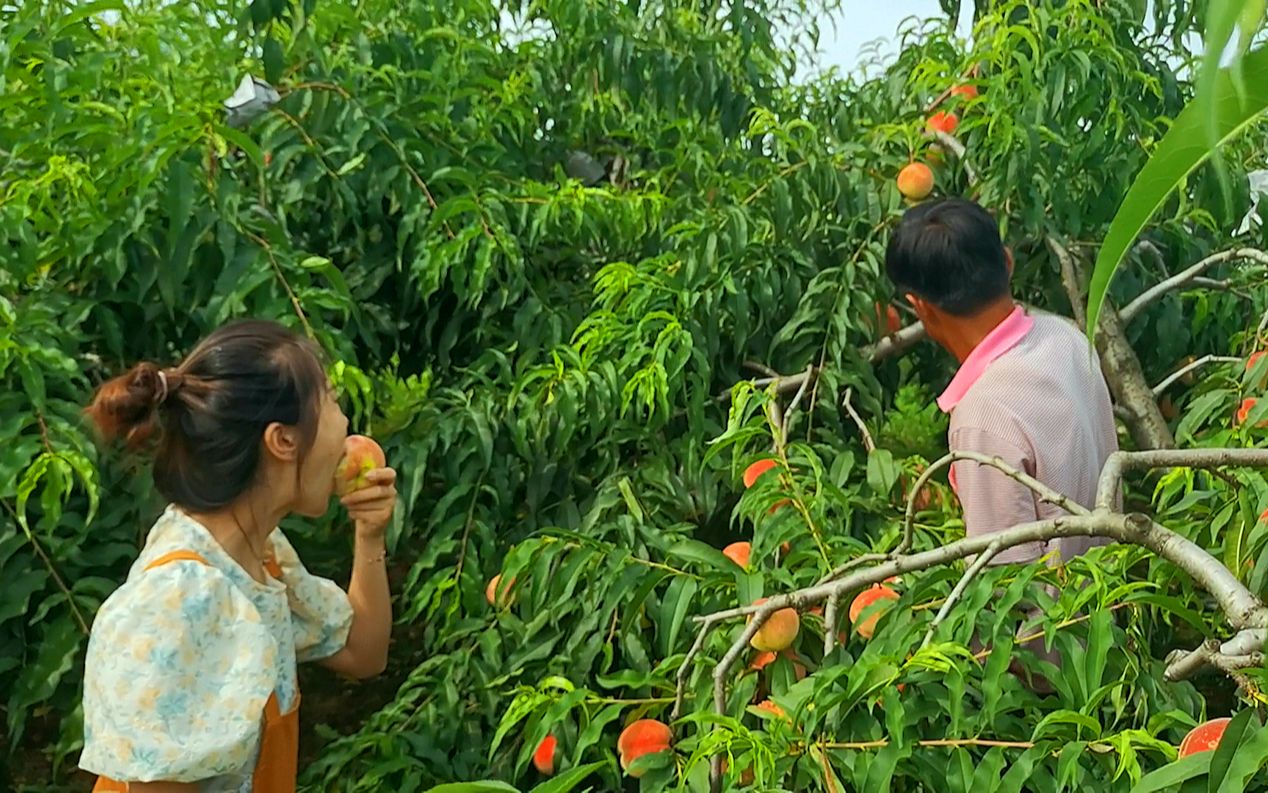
[884,197,1010,317]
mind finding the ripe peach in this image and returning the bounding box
[618,719,672,777]
[873,301,902,337]
[897,163,934,200]
[1237,398,1267,428]
[744,459,779,488]
[950,84,978,100]
[925,111,959,135]
[333,435,386,495]
[723,541,751,569]
[849,584,899,639]
[533,735,557,775]
[748,598,800,652]
[749,650,777,671]
[1248,351,1267,387]
[485,573,516,607]
[1178,717,1230,757]
[755,699,787,720]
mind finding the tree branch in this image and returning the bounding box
[841,388,875,453]
[1119,248,1268,325]
[931,130,977,186]
[922,538,1003,649]
[1047,236,1174,449]
[1152,355,1242,396]
[863,321,927,362]
[1095,448,1268,511]
[691,447,1268,789]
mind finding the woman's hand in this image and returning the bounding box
[340,467,397,540]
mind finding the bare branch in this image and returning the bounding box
[1152,355,1241,396]
[922,538,1004,649]
[694,511,1265,731]
[822,594,841,654]
[1165,629,1268,681]
[841,388,875,453]
[743,360,781,378]
[1119,248,1268,325]
[1096,448,1268,511]
[931,130,977,186]
[863,321,927,362]
[673,616,721,722]
[896,450,1089,556]
[781,365,815,444]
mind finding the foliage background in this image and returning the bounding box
[2,0,1268,790]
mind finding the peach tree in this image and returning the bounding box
[1,0,1267,792]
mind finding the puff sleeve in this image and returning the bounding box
[79,560,276,783]
[268,529,355,663]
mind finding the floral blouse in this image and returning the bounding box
[79,505,354,790]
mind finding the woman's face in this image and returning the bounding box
[291,383,350,517]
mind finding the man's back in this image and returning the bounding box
[948,310,1119,565]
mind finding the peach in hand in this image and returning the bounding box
[334,435,386,495]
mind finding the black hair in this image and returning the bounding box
[85,319,328,511]
[884,197,1010,316]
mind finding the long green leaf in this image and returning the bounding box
[423,783,521,793]
[529,761,605,793]
[1085,43,1268,337]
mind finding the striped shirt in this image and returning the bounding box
[941,305,1119,566]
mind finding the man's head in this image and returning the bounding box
[884,197,1014,349]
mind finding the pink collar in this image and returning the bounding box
[936,305,1034,413]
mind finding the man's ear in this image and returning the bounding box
[262,423,299,463]
[1004,248,1015,279]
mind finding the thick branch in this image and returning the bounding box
[863,322,927,362]
[1119,248,1268,325]
[695,512,1266,721]
[1095,448,1268,511]
[1047,236,1174,450]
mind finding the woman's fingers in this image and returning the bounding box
[340,484,397,507]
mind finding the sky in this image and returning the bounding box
[808,1,974,76]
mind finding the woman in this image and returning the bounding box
[78,319,396,792]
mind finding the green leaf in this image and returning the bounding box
[423,784,521,793]
[529,761,605,793]
[1085,43,1268,336]
[1129,752,1214,793]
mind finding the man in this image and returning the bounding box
[884,196,1119,686]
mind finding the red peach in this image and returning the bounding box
[618,719,672,777]
[1178,718,1231,757]
[849,584,900,639]
[333,435,386,495]
[723,542,751,569]
[748,598,800,652]
[533,735,556,775]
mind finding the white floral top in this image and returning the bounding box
[79,505,354,790]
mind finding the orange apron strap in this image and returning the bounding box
[143,550,209,571]
[252,692,301,792]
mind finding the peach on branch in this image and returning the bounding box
[748,597,800,652]
[849,584,900,639]
[485,573,516,607]
[1178,718,1230,757]
[532,735,557,775]
[723,541,751,569]
[618,719,672,777]
[897,162,934,200]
